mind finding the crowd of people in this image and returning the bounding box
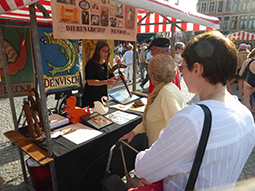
[81,31,255,191]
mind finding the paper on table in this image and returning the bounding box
[111,104,130,111]
[105,110,138,125]
[53,123,102,144]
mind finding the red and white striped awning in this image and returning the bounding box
[0,0,39,14]
[0,0,219,31]
[225,31,255,41]
[113,0,219,33]
[137,10,213,33]
[0,0,52,24]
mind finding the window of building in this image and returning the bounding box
[233,0,241,11]
[252,0,255,9]
[201,2,207,13]
[217,1,223,13]
[248,15,255,29]
[242,0,249,10]
[225,0,232,12]
[209,2,215,13]
[231,16,238,29]
[239,15,247,29]
[223,16,230,30]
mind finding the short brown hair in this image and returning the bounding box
[182,30,237,85]
[148,54,176,83]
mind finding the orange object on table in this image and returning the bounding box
[65,96,88,124]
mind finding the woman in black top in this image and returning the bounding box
[82,40,122,108]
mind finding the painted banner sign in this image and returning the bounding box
[51,0,137,41]
[38,27,80,94]
[0,21,35,98]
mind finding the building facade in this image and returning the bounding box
[197,0,255,35]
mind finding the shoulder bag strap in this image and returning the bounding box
[185,104,212,191]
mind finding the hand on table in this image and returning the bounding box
[118,130,135,143]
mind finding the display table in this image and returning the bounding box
[5,107,148,191]
[54,108,147,191]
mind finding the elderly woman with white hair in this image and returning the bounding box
[119,54,184,147]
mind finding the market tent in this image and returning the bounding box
[137,10,215,33]
[0,0,219,31]
[225,30,255,42]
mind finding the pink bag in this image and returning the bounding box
[128,180,163,191]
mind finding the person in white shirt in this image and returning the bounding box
[174,42,185,66]
[134,31,255,191]
[122,44,133,82]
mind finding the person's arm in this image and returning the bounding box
[119,121,146,143]
[86,79,117,86]
[239,59,249,76]
[135,114,198,184]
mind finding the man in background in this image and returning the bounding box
[147,38,181,94]
[139,42,147,82]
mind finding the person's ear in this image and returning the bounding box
[193,62,203,77]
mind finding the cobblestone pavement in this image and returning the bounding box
[0,74,255,190]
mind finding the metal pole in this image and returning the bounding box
[28,4,58,191]
[171,23,175,57]
[132,41,137,92]
[0,23,29,190]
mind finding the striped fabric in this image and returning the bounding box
[226,30,255,41]
[137,10,213,33]
[0,0,51,24]
[0,0,39,14]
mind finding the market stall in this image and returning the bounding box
[225,30,255,42]
[0,1,219,191]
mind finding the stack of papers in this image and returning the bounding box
[48,114,69,129]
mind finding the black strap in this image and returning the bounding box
[185,104,212,191]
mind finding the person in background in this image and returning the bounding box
[147,38,181,94]
[140,48,152,90]
[174,42,185,75]
[136,44,140,74]
[138,42,147,82]
[122,44,133,82]
[82,40,123,108]
[118,44,124,57]
[239,48,255,112]
[119,54,184,147]
[134,31,255,191]
[247,44,251,51]
[174,42,185,65]
[228,43,250,101]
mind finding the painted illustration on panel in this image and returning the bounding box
[100,6,109,26]
[39,27,80,94]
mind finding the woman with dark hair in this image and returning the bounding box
[82,40,122,108]
[134,31,255,191]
